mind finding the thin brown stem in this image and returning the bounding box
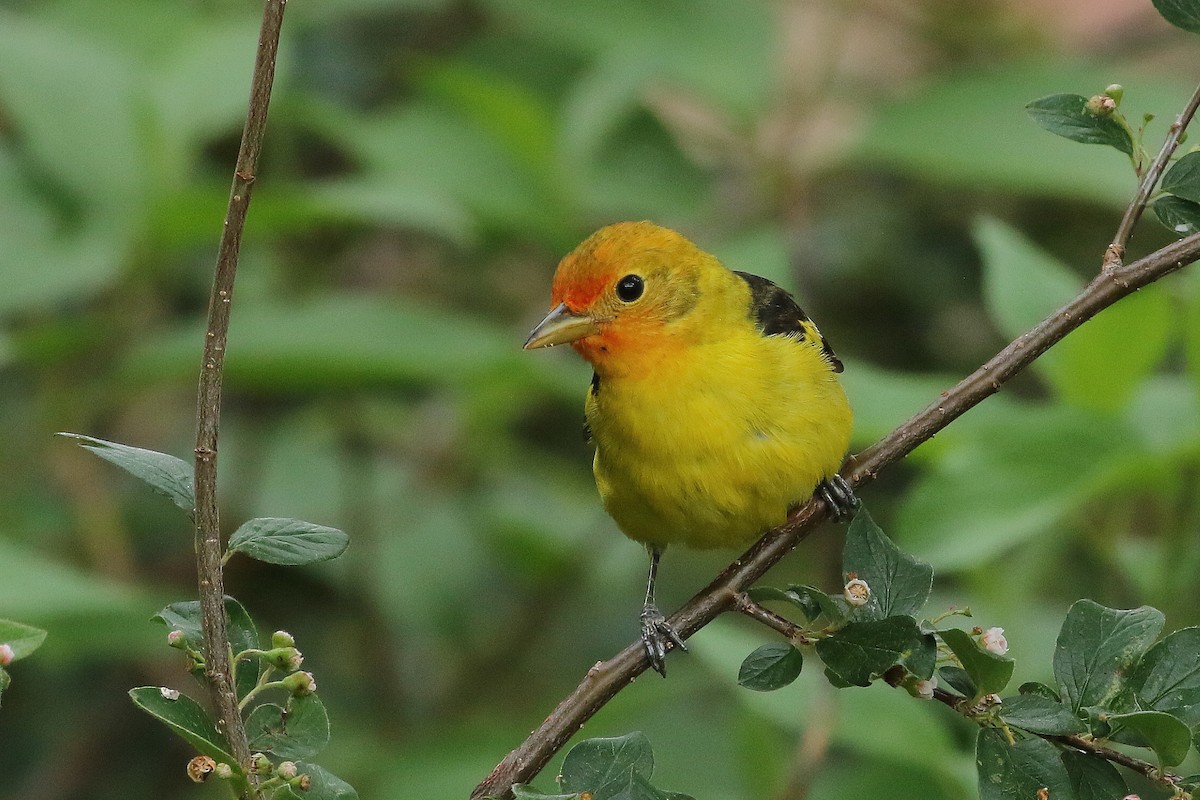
[732,591,808,643]
[193,1,286,794]
[1104,80,1200,270]
[471,228,1200,799]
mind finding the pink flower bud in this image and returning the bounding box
[980,627,1008,655]
[167,630,187,649]
[0,644,13,666]
[277,761,298,780]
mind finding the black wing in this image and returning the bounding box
[733,271,843,373]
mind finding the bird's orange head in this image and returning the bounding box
[524,222,711,370]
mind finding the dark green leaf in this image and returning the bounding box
[274,762,358,800]
[1106,710,1192,766]
[904,633,938,681]
[1018,682,1063,702]
[559,733,654,797]
[129,687,236,767]
[815,616,926,687]
[0,666,9,703]
[1153,194,1200,237]
[940,628,1014,698]
[58,433,194,512]
[939,666,977,697]
[1026,93,1133,155]
[1162,152,1200,202]
[153,596,260,698]
[842,508,933,621]
[0,619,47,661]
[246,694,331,759]
[1129,627,1200,727]
[975,727,1074,800]
[1062,751,1128,800]
[227,517,349,566]
[1054,600,1164,713]
[1000,694,1086,735]
[512,786,579,800]
[737,643,803,691]
[1153,0,1200,33]
[786,585,847,626]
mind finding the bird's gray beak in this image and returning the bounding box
[523,303,601,350]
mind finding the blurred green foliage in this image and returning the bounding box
[4,1,1200,798]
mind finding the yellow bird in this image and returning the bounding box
[524,221,855,675]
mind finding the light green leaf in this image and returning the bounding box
[559,732,654,796]
[1106,710,1192,766]
[737,643,803,692]
[939,628,1014,698]
[227,518,349,566]
[1062,751,1128,800]
[1025,93,1133,156]
[129,687,236,767]
[0,619,47,661]
[975,728,1074,800]
[842,508,933,621]
[1054,600,1164,713]
[1000,694,1086,736]
[246,694,331,760]
[1129,627,1200,727]
[1153,0,1200,33]
[1162,152,1200,202]
[815,616,926,687]
[58,434,194,513]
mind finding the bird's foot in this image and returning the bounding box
[640,603,687,677]
[817,475,859,522]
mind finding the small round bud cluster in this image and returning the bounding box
[167,630,187,649]
[1085,94,1117,117]
[187,755,217,783]
[214,763,234,780]
[283,670,317,696]
[272,630,296,649]
[277,761,298,780]
[265,646,304,673]
[250,752,273,775]
[979,627,1008,655]
[843,578,870,608]
[0,643,14,666]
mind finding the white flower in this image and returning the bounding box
[913,676,937,700]
[843,578,871,607]
[980,627,1008,655]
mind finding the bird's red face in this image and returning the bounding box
[524,222,704,370]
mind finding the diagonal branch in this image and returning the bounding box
[471,226,1200,798]
[193,2,287,794]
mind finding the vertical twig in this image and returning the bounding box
[194,1,287,792]
[1103,80,1200,270]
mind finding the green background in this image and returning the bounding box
[1,0,1199,797]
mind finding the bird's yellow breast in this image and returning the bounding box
[586,321,852,550]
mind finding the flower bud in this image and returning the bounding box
[249,752,273,775]
[297,774,312,791]
[272,630,296,649]
[167,630,187,649]
[904,675,937,700]
[0,644,13,666]
[843,578,870,607]
[282,670,317,696]
[214,763,234,780]
[187,755,217,783]
[979,627,1008,655]
[264,646,304,673]
[1104,84,1124,104]
[1085,94,1116,117]
[277,761,298,780]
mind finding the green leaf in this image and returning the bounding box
[227,518,349,566]
[785,585,847,626]
[815,616,926,687]
[1000,694,1086,736]
[512,786,579,800]
[1163,152,1200,203]
[738,643,803,691]
[975,728,1074,800]
[0,619,47,661]
[1054,600,1164,713]
[559,732,654,796]
[1153,0,1200,32]
[1106,710,1192,766]
[842,508,933,620]
[246,694,331,759]
[274,762,358,800]
[153,596,260,698]
[129,687,236,766]
[939,666,976,697]
[939,628,1014,698]
[1153,193,1200,236]
[58,433,194,513]
[1026,93,1133,156]
[1018,682,1063,702]
[1129,627,1200,727]
[1062,750,1128,800]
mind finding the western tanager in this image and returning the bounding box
[524,221,855,675]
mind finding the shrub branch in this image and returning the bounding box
[472,132,1200,800]
[193,1,286,793]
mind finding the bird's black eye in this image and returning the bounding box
[615,274,644,302]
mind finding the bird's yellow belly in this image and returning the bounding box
[588,353,851,550]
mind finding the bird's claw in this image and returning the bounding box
[817,474,859,522]
[640,603,687,677]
